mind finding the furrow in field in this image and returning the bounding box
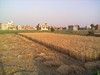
[0,34,85,75]
[19,33,100,62]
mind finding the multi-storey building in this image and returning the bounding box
[36,23,49,31]
[0,21,16,30]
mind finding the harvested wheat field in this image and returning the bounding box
[0,34,83,75]
[19,33,100,62]
[0,33,100,75]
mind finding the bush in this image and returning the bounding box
[51,27,55,32]
[88,30,94,36]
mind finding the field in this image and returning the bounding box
[0,32,100,75]
[0,34,70,75]
[19,33,100,62]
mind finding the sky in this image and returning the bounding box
[0,0,100,26]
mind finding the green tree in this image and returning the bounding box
[51,27,55,32]
[90,24,95,30]
[36,24,41,30]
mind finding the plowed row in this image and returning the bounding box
[19,33,100,62]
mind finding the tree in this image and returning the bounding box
[51,27,55,32]
[36,24,41,30]
[88,24,95,35]
[90,24,95,30]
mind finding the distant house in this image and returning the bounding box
[0,23,9,30]
[7,21,16,30]
[95,24,100,30]
[62,27,67,30]
[17,25,35,30]
[55,27,67,31]
[68,25,79,31]
[33,27,37,30]
[79,26,87,30]
[55,27,63,30]
[36,23,49,31]
[0,21,16,30]
[68,25,73,31]
[16,25,37,30]
[16,25,22,30]
[73,25,79,31]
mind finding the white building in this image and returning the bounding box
[37,23,49,31]
[0,23,8,30]
[17,25,22,30]
[0,21,16,30]
[73,25,79,31]
[68,25,79,31]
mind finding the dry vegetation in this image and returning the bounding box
[0,34,84,75]
[0,34,63,75]
[19,33,100,62]
[0,33,100,75]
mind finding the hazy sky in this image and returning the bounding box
[0,0,100,26]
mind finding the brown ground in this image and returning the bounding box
[19,33,100,61]
[0,34,99,75]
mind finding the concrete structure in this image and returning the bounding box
[79,26,87,30]
[0,21,16,30]
[17,25,22,30]
[33,27,37,30]
[73,25,79,31]
[95,25,100,30]
[68,25,73,31]
[54,27,67,31]
[17,25,36,30]
[68,25,79,31]
[7,21,16,30]
[0,23,9,30]
[36,23,49,31]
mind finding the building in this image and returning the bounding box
[7,21,16,30]
[0,21,16,30]
[73,25,79,31]
[79,26,87,30]
[0,23,9,30]
[36,23,49,31]
[17,25,36,30]
[68,25,73,31]
[95,24,100,30]
[55,27,67,31]
[16,25,22,30]
[68,25,79,31]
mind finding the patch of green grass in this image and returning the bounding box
[0,30,52,34]
[97,71,100,75]
[0,30,100,36]
[92,70,100,75]
[53,30,89,36]
[0,30,32,34]
[0,29,91,35]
